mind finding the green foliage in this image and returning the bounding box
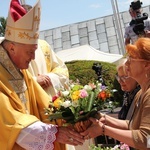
[66,60,94,84]
[65,60,123,106]
[66,60,115,86]
[0,17,6,37]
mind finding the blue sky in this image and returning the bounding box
[0,0,149,31]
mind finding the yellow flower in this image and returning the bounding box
[53,98,62,108]
[71,90,80,101]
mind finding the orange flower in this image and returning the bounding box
[98,91,107,100]
[106,92,111,98]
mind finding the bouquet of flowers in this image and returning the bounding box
[45,80,116,132]
[90,143,130,150]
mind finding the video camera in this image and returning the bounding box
[92,62,106,85]
[92,62,102,77]
[130,0,148,35]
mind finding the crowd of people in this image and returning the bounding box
[0,0,150,150]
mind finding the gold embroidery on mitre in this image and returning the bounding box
[34,7,41,30]
[18,32,39,40]
[5,29,11,36]
[17,7,41,40]
[5,28,39,40]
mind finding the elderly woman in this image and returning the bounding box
[81,37,150,150]
[116,58,140,120]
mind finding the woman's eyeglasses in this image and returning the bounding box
[115,75,129,82]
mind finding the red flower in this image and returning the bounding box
[52,95,58,102]
[98,91,107,100]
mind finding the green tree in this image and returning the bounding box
[0,17,6,37]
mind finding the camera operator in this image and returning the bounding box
[124,0,150,45]
[92,62,105,85]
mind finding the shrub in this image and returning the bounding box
[65,60,123,106]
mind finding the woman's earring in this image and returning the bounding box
[145,73,150,78]
[145,73,148,78]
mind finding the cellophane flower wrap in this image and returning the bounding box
[45,81,115,132]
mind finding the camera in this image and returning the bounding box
[92,62,102,77]
[92,62,105,85]
[130,0,148,35]
[130,0,142,11]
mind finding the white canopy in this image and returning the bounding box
[56,45,123,63]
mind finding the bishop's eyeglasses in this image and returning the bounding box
[115,74,129,82]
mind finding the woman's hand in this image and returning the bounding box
[80,117,103,140]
